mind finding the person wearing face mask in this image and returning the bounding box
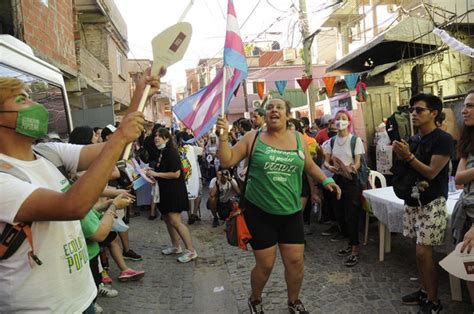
[323,109,365,267]
[145,128,197,263]
[0,73,158,312]
[216,98,341,314]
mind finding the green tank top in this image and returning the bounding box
[245,130,305,215]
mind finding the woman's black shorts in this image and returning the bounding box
[243,200,305,250]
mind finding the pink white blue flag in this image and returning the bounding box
[173,0,248,139]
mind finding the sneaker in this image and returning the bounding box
[321,225,339,236]
[162,246,183,255]
[118,268,145,282]
[101,270,112,284]
[248,298,264,314]
[177,250,198,263]
[98,283,118,298]
[288,299,309,314]
[330,233,348,242]
[418,299,442,314]
[123,249,142,261]
[188,215,196,225]
[402,288,427,305]
[337,245,352,257]
[344,254,360,267]
[212,217,219,228]
[94,303,104,313]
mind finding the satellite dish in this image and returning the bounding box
[252,100,261,109]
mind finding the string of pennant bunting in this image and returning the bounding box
[237,72,369,100]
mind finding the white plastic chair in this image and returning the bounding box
[364,170,387,246]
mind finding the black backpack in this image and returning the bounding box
[391,136,422,200]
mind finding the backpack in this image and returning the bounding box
[330,135,370,186]
[385,110,412,143]
[0,144,69,265]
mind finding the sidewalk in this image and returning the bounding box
[99,203,472,313]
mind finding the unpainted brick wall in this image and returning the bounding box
[21,0,77,72]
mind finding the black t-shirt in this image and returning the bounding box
[406,128,454,206]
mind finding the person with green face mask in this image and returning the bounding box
[0,73,160,313]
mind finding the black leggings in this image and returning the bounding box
[332,174,362,246]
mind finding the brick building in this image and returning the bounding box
[0,0,131,126]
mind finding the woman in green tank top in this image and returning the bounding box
[216,98,341,314]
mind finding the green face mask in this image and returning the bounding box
[0,103,49,138]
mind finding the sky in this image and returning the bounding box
[115,0,333,89]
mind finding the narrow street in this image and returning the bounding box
[99,193,471,313]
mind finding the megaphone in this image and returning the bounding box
[252,100,261,109]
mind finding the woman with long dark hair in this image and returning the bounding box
[145,128,197,263]
[454,90,474,303]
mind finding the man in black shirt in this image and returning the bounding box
[393,93,453,314]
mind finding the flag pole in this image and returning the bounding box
[219,65,227,135]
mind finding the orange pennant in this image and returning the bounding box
[322,76,336,96]
[256,81,265,100]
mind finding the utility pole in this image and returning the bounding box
[242,79,249,115]
[298,0,316,124]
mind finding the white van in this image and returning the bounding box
[0,35,73,138]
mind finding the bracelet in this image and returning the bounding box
[322,177,335,187]
[406,154,415,163]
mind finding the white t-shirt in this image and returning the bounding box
[323,134,365,166]
[0,143,96,312]
[209,177,238,203]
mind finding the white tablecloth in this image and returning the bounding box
[363,187,462,250]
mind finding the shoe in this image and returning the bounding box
[98,283,118,298]
[129,212,140,218]
[344,254,360,267]
[162,246,183,255]
[418,299,442,314]
[337,245,352,257]
[101,270,112,284]
[177,250,198,263]
[321,225,339,236]
[248,298,264,314]
[402,288,427,305]
[94,303,104,313]
[118,268,145,282]
[123,249,142,261]
[148,214,157,220]
[212,217,219,228]
[330,233,348,242]
[288,299,309,314]
[195,215,201,221]
[188,215,196,225]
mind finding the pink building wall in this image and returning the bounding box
[227,65,327,122]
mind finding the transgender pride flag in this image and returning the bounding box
[173,0,248,139]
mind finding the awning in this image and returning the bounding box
[327,17,442,73]
[367,61,399,77]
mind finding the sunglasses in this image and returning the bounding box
[409,107,431,114]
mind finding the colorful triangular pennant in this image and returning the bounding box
[322,76,336,96]
[256,81,265,100]
[344,74,358,91]
[274,80,287,96]
[296,77,312,93]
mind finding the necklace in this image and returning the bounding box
[335,135,349,146]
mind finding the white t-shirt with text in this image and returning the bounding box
[0,143,96,312]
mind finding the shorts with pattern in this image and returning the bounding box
[403,197,448,246]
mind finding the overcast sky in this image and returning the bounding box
[115,0,332,88]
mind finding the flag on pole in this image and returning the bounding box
[173,0,248,139]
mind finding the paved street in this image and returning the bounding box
[100,198,472,313]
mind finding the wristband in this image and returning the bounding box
[322,177,335,187]
[406,154,415,163]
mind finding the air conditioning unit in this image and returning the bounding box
[252,100,261,109]
[283,48,296,61]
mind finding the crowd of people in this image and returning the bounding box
[1,71,473,314]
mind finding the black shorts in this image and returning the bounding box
[301,173,310,197]
[243,200,305,250]
[99,231,118,247]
